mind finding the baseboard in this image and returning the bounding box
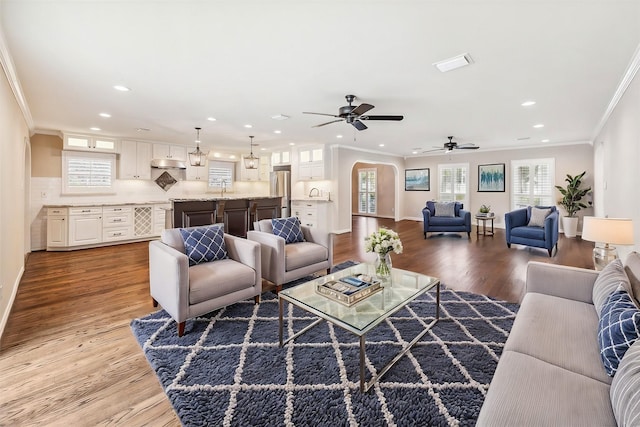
[0,265,24,346]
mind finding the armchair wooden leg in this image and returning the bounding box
[424,232,427,239]
[275,285,282,293]
[177,322,185,337]
[467,232,471,239]
[507,243,511,248]
[254,295,260,304]
[326,268,331,275]
[152,298,158,307]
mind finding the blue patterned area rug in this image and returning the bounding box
[131,263,519,427]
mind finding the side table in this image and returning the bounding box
[476,215,495,236]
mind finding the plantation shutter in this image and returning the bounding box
[62,151,115,194]
[511,158,555,210]
[358,168,376,214]
[208,161,234,188]
[438,163,468,206]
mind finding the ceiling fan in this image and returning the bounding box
[424,136,480,153]
[303,94,404,131]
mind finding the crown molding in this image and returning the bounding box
[0,26,34,130]
[591,41,640,142]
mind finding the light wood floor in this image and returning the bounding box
[0,217,594,426]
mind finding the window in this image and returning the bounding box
[62,151,115,194]
[358,168,376,215]
[511,158,555,210]
[438,163,469,206]
[208,160,235,190]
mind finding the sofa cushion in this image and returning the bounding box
[506,292,611,384]
[188,258,256,304]
[610,339,640,426]
[284,241,328,271]
[272,217,305,244]
[510,226,545,241]
[179,225,227,266]
[434,202,455,217]
[624,251,640,307]
[428,216,466,227]
[528,207,551,227]
[593,259,631,315]
[598,287,640,376]
[426,200,462,217]
[477,350,616,427]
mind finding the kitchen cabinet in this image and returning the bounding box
[154,204,170,234]
[63,133,118,153]
[153,143,187,161]
[292,199,331,230]
[298,146,326,180]
[259,155,271,181]
[220,199,250,237]
[119,140,152,179]
[69,207,103,246]
[237,155,269,182]
[102,206,133,242]
[173,200,218,228]
[249,198,281,227]
[134,205,155,237]
[271,150,291,166]
[46,208,68,248]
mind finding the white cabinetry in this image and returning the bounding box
[271,150,291,166]
[68,207,103,246]
[152,143,187,161]
[291,200,331,230]
[134,205,155,237]
[46,208,68,248]
[119,140,152,179]
[63,134,117,153]
[154,204,170,234]
[102,206,133,242]
[298,146,325,180]
[237,155,270,181]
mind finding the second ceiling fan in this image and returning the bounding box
[424,136,480,153]
[303,94,404,131]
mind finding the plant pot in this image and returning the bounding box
[562,216,579,238]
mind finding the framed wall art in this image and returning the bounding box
[405,168,430,191]
[478,163,505,192]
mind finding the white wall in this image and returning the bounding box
[0,62,28,342]
[593,64,640,260]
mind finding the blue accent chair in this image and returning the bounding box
[422,201,471,239]
[505,206,559,256]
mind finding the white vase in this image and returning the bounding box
[562,216,579,238]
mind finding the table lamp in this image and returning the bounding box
[581,216,634,270]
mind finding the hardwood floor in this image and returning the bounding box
[0,217,594,426]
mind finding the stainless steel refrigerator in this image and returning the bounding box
[270,166,291,218]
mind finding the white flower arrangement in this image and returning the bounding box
[364,228,403,256]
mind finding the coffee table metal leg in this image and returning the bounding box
[360,282,441,392]
[279,296,284,346]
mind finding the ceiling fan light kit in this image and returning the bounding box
[304,94,403,131]
[244,135,259,169]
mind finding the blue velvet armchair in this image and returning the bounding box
[422,201,471,239]
[505,206,559,256]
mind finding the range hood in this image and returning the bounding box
[150,158,187,169]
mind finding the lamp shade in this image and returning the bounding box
[581,217,634,245]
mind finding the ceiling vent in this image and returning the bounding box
[433,53,473,72]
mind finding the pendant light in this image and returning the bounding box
[244,135,259,169]
[188,127,208,167]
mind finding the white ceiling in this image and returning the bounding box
[1,1,639,157]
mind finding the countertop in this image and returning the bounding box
[291,197,332,202]
[169,196,281,202]
[44,201,170,208]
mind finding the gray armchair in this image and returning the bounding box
[247,219,333,292]
[149,226,262,336]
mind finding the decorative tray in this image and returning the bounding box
[316,274,382,306]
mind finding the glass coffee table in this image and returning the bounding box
[278,263,440,392]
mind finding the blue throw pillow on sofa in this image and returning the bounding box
[272,217,305,244]
[179,225,227,266]
[598,287,640,376]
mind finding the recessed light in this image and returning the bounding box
[113,85,131,92]
[379,144,385,147]
[533,124,545,128]
[244,124,253,128]
[541,139,550,143]
[433,53,473,72]
[336,135,343,139]
[260,147,267,151]
[521,101,536,107]
[90,127,101,131]
[274,130,282,134]
[289,142,295,146]
[271,114,290,121]
[229,155,236,159]
[207,117,216,122]
[412,151,418,154]
[213,153,221,158]
[99,113,111,118]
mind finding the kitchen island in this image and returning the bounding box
[170,196,281,237]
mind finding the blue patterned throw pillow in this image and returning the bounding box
[598,287,640,376]
[179,225,227,266]
[271,217,305,244]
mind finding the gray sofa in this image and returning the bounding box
[478,252,640,426]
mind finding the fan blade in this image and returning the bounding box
[422,148,445,153]
[303,111,340,118]
[360,115,404,121]
[350,103,374,116]
[351,120,368,131]
[455,144,479,150]
[313,119,344,128]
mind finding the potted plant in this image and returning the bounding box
[555,171,591,238]
[479,204,491,216]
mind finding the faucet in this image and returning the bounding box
[220,179,227,197]
[308,187,320,198]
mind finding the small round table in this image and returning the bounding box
[475,215,495,236]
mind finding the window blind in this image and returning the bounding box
[207,161,234,188]
[62,151,115,194]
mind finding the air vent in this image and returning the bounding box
[433,53,473,72]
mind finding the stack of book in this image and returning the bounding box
[316,274,382,306]
[477,212,495,217]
